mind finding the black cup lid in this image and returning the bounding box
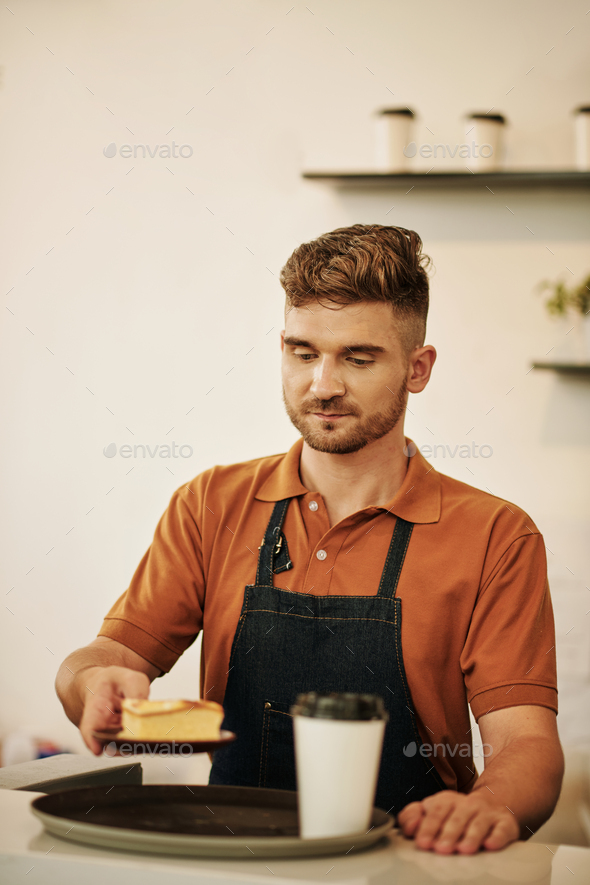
[290,692,388,721]
[377,107,415,117]
[466,112,506,123]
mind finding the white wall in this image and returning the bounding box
[1,0,589,769]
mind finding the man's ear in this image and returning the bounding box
[407,345,437,394]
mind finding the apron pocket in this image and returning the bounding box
[259,700,297,791]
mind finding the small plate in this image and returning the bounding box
[91,729,236,754]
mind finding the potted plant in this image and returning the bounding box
[536,272,590,363]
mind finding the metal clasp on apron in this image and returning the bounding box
[259,531,283,556]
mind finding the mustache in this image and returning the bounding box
[302,398,360,415]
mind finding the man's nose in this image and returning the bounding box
[310,356,346,401]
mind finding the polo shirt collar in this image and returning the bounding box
[255,437,441,525]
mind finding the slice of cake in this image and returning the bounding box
[120,699,224,741]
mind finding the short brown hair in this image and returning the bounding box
[279,224,432,357]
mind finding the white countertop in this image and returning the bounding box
[1,789,590,885]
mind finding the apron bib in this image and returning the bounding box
[209,497,447,813]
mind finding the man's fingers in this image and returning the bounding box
[397,802,424,835]
[400,791,522,855]
[83,691,121,731]
[79,668,150,755]
[430,805,480,853]
[80,704,116,755]
[414,800,456,849]
[112,669,151,700]
[84,732,104,756]
[455,813,497,854]
[482,816,520,851]
[80,700,115,755]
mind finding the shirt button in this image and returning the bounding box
[316,549,327,561]
[308,501,319,512]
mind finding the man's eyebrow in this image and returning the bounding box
[283,335,386,354]
[342,343,387,354]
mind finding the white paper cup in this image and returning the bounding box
[374,109,415,172]
[291,693,387,840]
[465,113,506,171]
[574,107,590,171]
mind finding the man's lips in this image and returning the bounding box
[312,412,350,420]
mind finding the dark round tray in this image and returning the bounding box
[31,784,393,858]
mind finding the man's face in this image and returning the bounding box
[281,301,409,455]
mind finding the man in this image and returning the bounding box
[56,224,563,855]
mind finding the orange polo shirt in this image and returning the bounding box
[98,437,557,792]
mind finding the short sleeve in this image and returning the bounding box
[460,532,558,720]
[98,485,204,674]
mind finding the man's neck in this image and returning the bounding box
[298,429,409,528]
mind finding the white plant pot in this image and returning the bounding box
[374,110,414,172]
[574,313,590,362]
[574,107,590,171]
[553,314,590,363]
[464,114,506,171]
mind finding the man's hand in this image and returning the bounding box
[397,789,519,854]
[397,707,563,854]
[78,665,150,755]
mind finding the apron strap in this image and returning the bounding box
[377,516,414,599]
[255,500,413,597]
[255,498,291,586]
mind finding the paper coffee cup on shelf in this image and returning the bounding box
[574,106,590,171]
[464,112,507,171]
[291,692,388,840]
[374,108,415,172]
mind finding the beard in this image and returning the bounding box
[282,377,407,455]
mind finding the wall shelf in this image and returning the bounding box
[301,170,590,188]
[531,362,590,374]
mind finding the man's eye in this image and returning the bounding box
[294,352,315,361]
[348,357,373,366]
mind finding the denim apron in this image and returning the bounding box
[209,497,447,812]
